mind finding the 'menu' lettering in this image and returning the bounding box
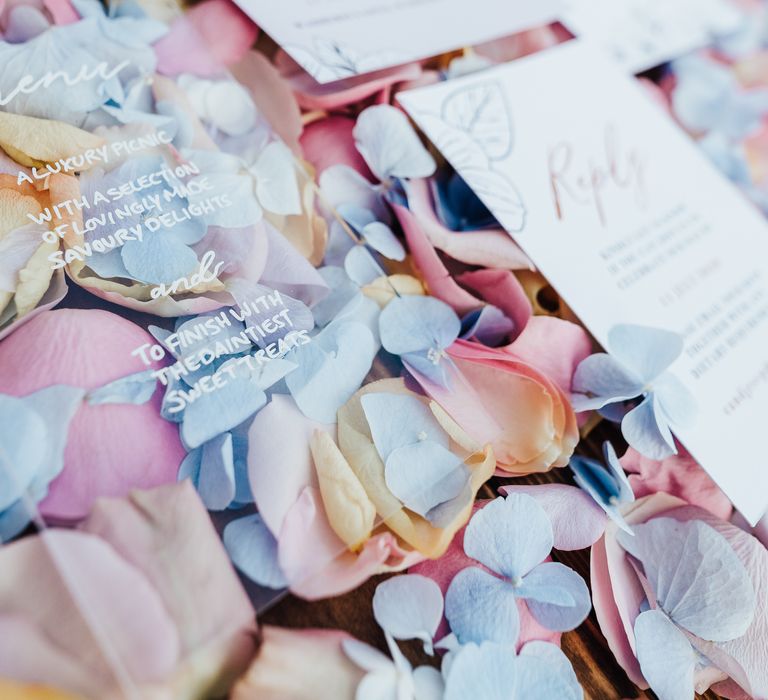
[547,124,647,226]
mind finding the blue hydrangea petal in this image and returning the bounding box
[344,245,384,286]
[463,494,553,580]
[444,643,517,700]
[571,353,644,411]
[223,513,288,589]
[0,396,46,510]
[520,562,591,632]
[445,567,520,646]
[379,295,461,356]
[460,305,516,346]
[121,232,200,285]
[87,369,157,406]
[607,324,683,384]
[621,395,677,460]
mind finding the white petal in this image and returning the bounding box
[373,575,443,651]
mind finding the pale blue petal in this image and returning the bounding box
[180,372,267,449]
[607,324,683,384]
[445,567,520,646]
[403,351,453,388]
[87,369,157,406]
[634,610,696,700]
[570,454,634,536]
[121,233,199,285]
[413,666,444,700]
[0,499,34,542]
[344,245,384,286]
[463,494,553,580]
[361,392,448,462]
[621,396,677,460]
[617,518,756,641]
[379,295,460,356]
[385,442,468,518]
[198,434,236,510]
[515,643,584,700]
[444,643,517,700]
[654,374,697,430]
[602,441,634,504]
[285,322,376,423]
[361,222,405,261]
[373,575,443,652]
[312,267,360,327]
[223,513,288,589]
[0,396,46,510]
[571,353,644,410]
[521,562,591,632]
[230,420,254,505]
[188,172,262,228]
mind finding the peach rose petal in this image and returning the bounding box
[0,309,184,520]
[0,679,82,700]
[231,626,364,700]
[278,486,422,600]
[0,530,180,697]
[503,316,593,396]
[79,482,258,698]
[620,447,733,521]
[415,340,578,475]
[337,378,496,558]
[0,112,104,168]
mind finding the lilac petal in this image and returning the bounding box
[460,305,516,346]
[385,442,468,518]
[121,233,200,285]
[634,610,696,700]
[361,392,448,461]
[464,494,553,580]
[353,105,436,182]
[617,518,756,641]
[312,267,360,327]
[373,575,443,652]
[607,324,683,384]
[180,370,267,449]
[87,369,157,406]
[379,295,461,356]
[571,353,644,410]
[520,562,591,632]
[319,165,386,220]
[445,567,520,646]
[223,513,288,589]
[654,373,697,429]
[4,5,51,42]
[361,222,405,261]
[621,395,677,460]
[344,245,384,286]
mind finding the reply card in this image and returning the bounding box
[399,40,768,524]
[560,0,744,74]
[234,0,560,83]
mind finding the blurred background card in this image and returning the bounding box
[560,0,745,73]
[234,0,560,83]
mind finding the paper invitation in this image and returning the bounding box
[560,0,744,74]
[399,40,768,523]
[234,0,560,83]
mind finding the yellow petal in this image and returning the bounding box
[0,112,105,169]
[362,274,425,307]
[337,378,495,558]
[0,680,83,700]
[310,429,376,549]
[14,238,57,318]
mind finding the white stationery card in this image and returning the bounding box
[560,0,744,74]
[399,40,768,524]
[234,0,560,83]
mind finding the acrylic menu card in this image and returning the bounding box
[399,40,768,524]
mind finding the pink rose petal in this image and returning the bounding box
[0,309,184,520]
